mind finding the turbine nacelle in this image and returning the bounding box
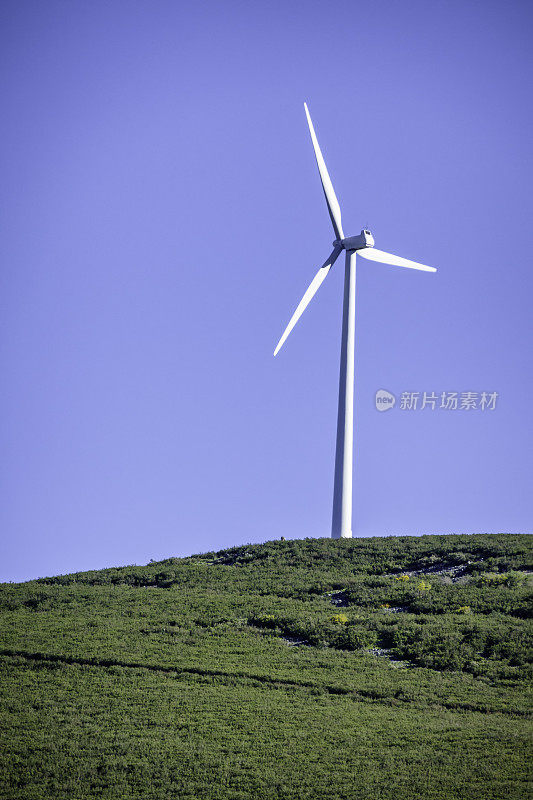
[336,230,375,251]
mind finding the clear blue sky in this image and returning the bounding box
[1,0,532,582]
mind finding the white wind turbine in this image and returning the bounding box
[274,103,437,539]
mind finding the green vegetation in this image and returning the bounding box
[0,533,531,799]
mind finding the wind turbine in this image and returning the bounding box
[274,103,437,539]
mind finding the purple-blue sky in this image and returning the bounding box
[1,0,532,582]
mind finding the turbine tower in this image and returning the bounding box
[274,103,437,539]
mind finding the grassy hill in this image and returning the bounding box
[0,533,531,799]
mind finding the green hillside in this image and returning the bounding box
[1,533,531,799]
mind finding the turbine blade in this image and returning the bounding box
[357,247,437,273]
[274,247,342,356]
[304,103,344,241]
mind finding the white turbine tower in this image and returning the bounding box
[274,103,437,539]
